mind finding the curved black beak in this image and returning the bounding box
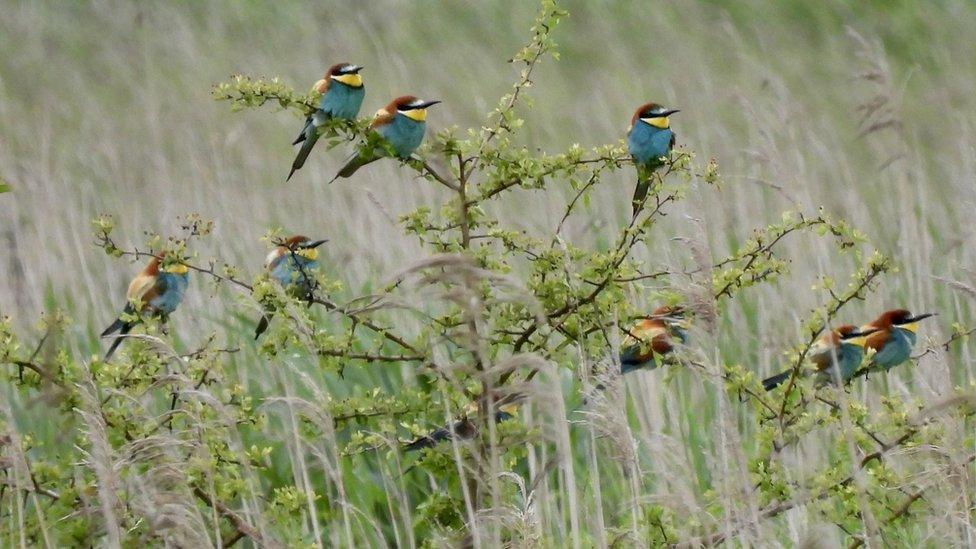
[418,100,442,109]
[303,239,328,249]
[349,65,364,73]
[662,109,680,116]
[902,312,936,324]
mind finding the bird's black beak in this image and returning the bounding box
[304,239,328,249]
[350,65,364,73]
[903,312,936,324]
[418,100,442,109]
[662,109,680,116]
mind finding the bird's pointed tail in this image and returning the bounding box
[334,151,378,181]
[404,427,452,452]
[103,323,133,360]
[292,117,312,146]
[101,304,135,337]
[254,314,271,340]
[632,177,650,217]
[762,370,792,391]
[287,131,320,181]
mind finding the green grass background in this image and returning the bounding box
[1,0,974,546]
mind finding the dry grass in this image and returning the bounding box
[1,0,974,546]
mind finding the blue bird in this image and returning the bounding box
[287,63,365,181]
[101,256,189,359]
[333,95,440,180]
[862,309,935,373]
[254,235,326,339]
[762,324,879,391]
[619,305,688,374]
[404,394,521,451]
[627,102,678,216]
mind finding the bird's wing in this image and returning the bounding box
[670,131,676,149]
[649,332,675,355]
[809,348,834,371]
[126,274,157,307]
[863,327,890,352]
[623,323,666,346]
[622,328,672,364]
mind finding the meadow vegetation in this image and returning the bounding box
[1,1,974,547]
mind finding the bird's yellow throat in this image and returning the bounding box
[641,116,670,129]
[332,73,363,87]
[163,263,189,275]
[401,108,427,122]
[296,248,319,261]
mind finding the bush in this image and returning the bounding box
[2,1,973,546]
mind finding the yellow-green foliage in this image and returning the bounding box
[1,1,974,547]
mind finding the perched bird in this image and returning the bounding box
[404,397,520,452]
[861,309,935,373]
[627,102,678,216]
[762,324,879,391]
[101,256,189,360]
[333,95,440,180]
[287,63,365,181]
[254,235,327,339]
[619,305,688,374]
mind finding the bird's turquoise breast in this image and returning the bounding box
[817,343,865,384]
[871,328,916,370]
[271,255,318,288]
[379,115,426,158]
[320,82,365,120]
[628,122,673,165]
[150,273,188,314]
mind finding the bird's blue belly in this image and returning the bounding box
[149,273,188,315]
[628,123,672,165]
[271,256,318,288]
[817,343,864,383]
[320,83,365,121]
[380,116,426,158]
[872,328,916,370]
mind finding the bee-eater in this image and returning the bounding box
[287,63,365,181]
[333,95,440,180]
[619,305,688,374]
[762,325,879,391]
[254,235,326,339]
[861,309,935,373]
[627,102,678,216]
[404,399,519,451]
[101,256,189,359]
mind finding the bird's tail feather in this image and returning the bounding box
[100,317,125,338]
[254,314,271,340]
[334,152,378,180]
[292,118,312,145]
[404,427,451,452]
[762,370,792,391]
[101,304,135,337]
[632,178,650,217]
[103,322,133,360]
[287,131,320,181]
